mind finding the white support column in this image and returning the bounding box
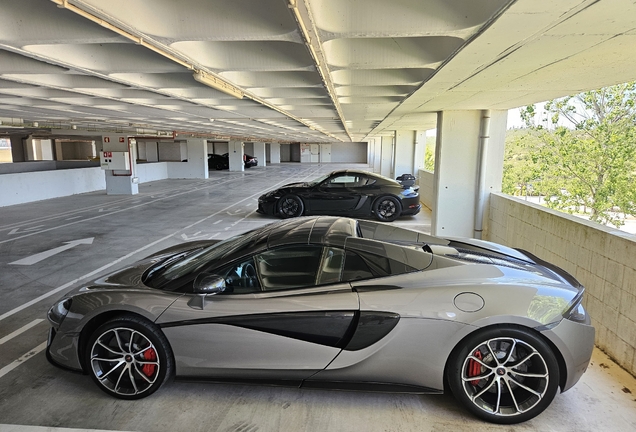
[373,139,381,173]
[431,110,507,237]
[269,142,281,164]
[186,139,208,178]
[394,130,416,176]
[414,131,426,172]
[253,142,266,167]
[380,135,393,178]
[103,134,138,195]
[228,140,245,172]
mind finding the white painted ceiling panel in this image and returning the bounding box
[0,0,635,143]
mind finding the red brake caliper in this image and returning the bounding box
[142,348,157,377]
[468,350,483,385]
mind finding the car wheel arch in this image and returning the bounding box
[77,310,167,374]
[442,323,567,394]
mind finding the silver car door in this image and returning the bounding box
[156,283,358,380]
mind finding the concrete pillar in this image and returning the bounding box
[414,131,426,172]
[9,134,26,162]
[431,110,507,238]
[253,142,266,167]
[228,140,245,172]
[380,135,393,178]
[373,139,381,173]
[103,134,138,195]
[394,130,416,176]
[184,138,209,178]
[269,142,281,164]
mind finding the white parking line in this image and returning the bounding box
[0,424,128,432]
[0,342,46,380]
[213,220,222,224]
[0,319,44,345]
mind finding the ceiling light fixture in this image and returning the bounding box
[193,71,244,100]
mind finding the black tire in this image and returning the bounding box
[86,315,174,400]
[277,194,304,218]
[373,196,401,222]
[215,163,224,170]
[446,326,560,424]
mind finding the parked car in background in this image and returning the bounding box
[207,153,229,170]
[207,153,258,170]
[45,216,594,424]
[244,154,258,168]
[257,169,420,222]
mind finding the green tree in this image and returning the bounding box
[502,129,542,197]
[424,135,436,171]
[521,82,636,226]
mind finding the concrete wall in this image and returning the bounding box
[0,161,99,174]
[331,142,367,163]
[136,162,168,183]
[0,167,105,207]
[159,142,185,161]
[487,192,636,376]
[418,169,435,210]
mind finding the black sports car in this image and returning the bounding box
[257,170,420,222]
[207,153,257,170]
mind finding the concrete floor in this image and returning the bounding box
[0,163,635,432]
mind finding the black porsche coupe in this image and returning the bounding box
[257,170,421,222]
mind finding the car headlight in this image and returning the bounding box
[563,292,589,324]
[564,301,589,324]
[47,298,72,328]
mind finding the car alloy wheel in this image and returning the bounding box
[87,315,173,399]
[278,195,304,218]
[448,328,559,424]
[373,196,401,222]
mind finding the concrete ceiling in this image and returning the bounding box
[0,0,635,142]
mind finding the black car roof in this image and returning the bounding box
[247,216,358,249]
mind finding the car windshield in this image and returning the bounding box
[145,231,253,288]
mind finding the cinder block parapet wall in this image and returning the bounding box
[486,192,636,376]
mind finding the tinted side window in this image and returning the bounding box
[316,247,345,285]
[214,257,261,294]
[342,250,416,282]
[342,250,375,281]
[255,245,323,291]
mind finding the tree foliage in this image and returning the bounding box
[510,82,636,227]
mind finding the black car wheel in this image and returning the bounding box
[278,194,304,218]
[215,163,224,170]
[447,327,559,424]
[86,315,174,400]
[373,196,401,222]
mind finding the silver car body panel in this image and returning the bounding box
[156,285,358,377]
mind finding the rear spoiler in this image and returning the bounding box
[396,173,416,189]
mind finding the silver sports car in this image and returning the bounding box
[46,216,594,424]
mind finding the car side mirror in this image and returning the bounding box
[193,273,226,295]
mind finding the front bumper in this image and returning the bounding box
[540,318,595,392]
[257,198,277,216]
[46,327,83,373]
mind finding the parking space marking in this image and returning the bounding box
[0,176,242,245]
[213,220,222,224]
[0,319,44,345]
[0,341,46,380]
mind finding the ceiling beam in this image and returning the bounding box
[288,0,353,142]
